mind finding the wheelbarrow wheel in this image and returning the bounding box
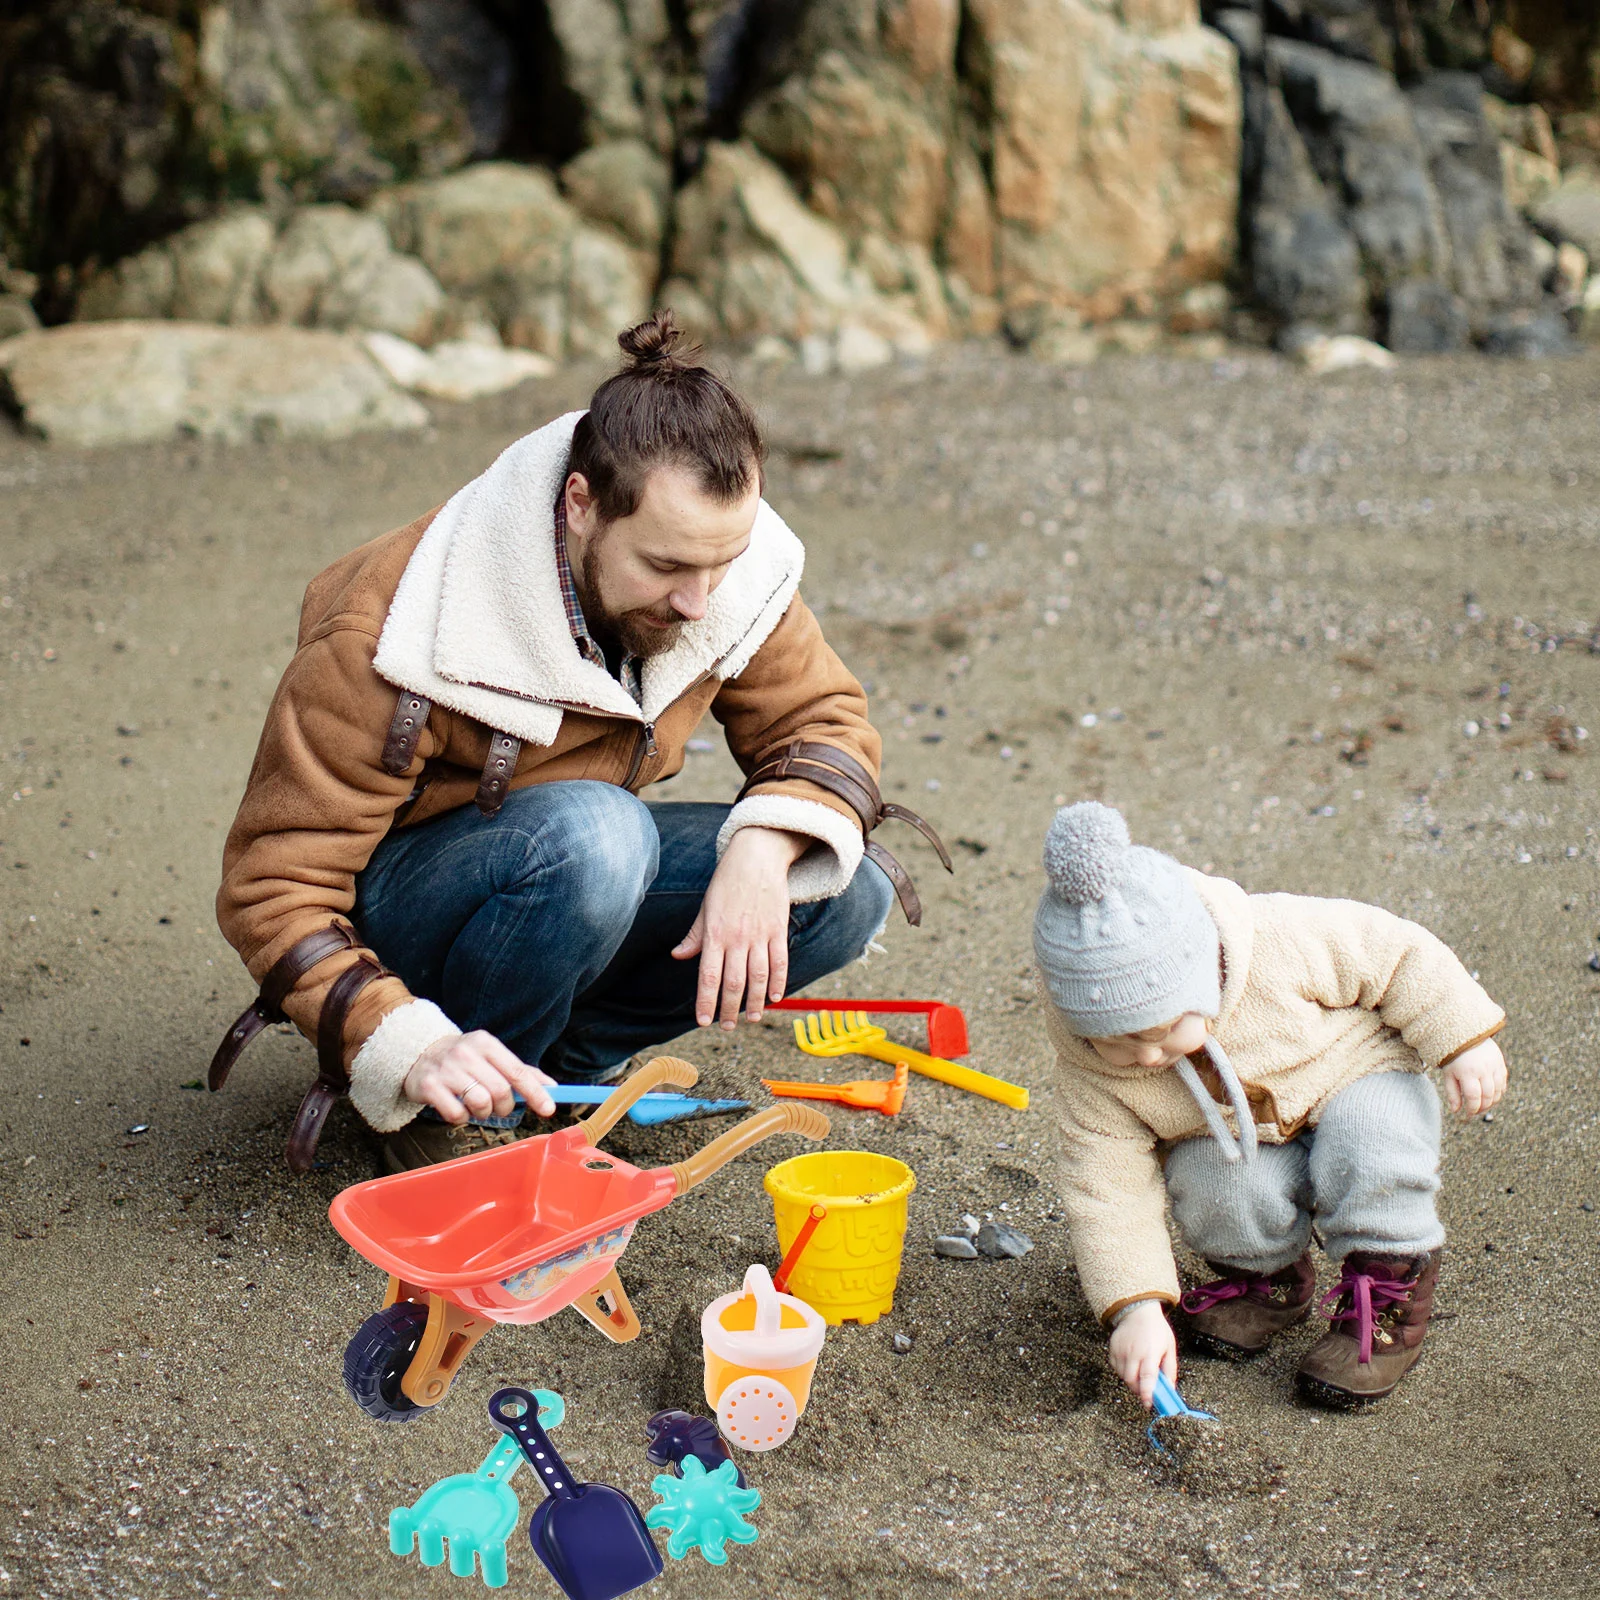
[343,1301,431,1423]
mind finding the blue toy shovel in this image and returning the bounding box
[490,1386,664,1600]
[1148,1370,1218,1456]
[544,1085,751,1127]
[389,1389,565,1587]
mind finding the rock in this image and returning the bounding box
[1236,37,1552,339]
[0,296,41,342]
[335,253,446,344]
[961,0,1240,327]
[834,322,895,373]
[1553,244,1589,305]
[934,1235,979,1259]
[194,0,473,203]
[959,1214,981,1237]
[1501,143,1561,214]
[975,1221,1034,1260]
[81,209,276,327]
[397,0,517,158]
[1032,320,1101,366]
[564,226,654,359]
[1169,283,1230,334]
[1533,175,1600,263]
[372,162,649,358]
[362,331,553,400]
[76,247,178,323]
[1479,309,1576,359]
[1099,320,1163,356]
[892,1332,913,1354]
[0,3,198,320]
[261,207,393,327]
[1385,281,1470,354]
[1296,333,1398,374]
[1581,276,1600,342]
[0,322,428,448]
[544,0,673,150]
[560,140,672,257]
[169,210,276,325]
[748,335,795,366]
[745,49,954,251]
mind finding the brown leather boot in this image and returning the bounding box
[1297,1249,1441,1406]
[1178,1253,1317,1358]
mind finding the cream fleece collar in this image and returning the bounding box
[373,410,805,746]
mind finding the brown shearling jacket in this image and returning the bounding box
[215,413,890,1140]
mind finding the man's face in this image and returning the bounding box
[564,463,759,659]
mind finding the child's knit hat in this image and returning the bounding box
[1033,801,1220,1037]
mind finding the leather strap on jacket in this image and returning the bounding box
[208,921,388,1173]
[382,692,432,776]
[737,740,952,926]
[475,731,521,815]
[285,955,385,1174]
[208,923,358,1092]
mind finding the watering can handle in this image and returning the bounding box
[489,1387,580,1501]
[742,1263,784,1338]
[577,1056,698,1146]
[666,1103,831,1194]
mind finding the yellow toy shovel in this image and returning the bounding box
[793,1011,1029,1110]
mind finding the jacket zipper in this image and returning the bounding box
[623,721,658,789]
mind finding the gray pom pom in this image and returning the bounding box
[1042,802,1130,904]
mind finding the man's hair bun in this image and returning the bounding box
[1042,801,1131,904]
[617,310,701,373]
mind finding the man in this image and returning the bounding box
[211,312,946,1171]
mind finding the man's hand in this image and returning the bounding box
[673,826,809,1028]
[1108,1300,1178,1409]
[1442,1037,1507,1118]
[402,1030,558,1124]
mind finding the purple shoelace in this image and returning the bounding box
[1180,1271,1276,1315]
[1319,1262,1416,1364]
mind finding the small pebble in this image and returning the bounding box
[892,1332,912,1354]
[935,1235,979,1259]
[975,1221,1034,1260]
[959,1214,981,1236]
[126,1124,149,1135]
[1580,1202,1593,1213]
[1587,953,1600,973]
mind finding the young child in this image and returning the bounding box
[1034,802,1507,1407]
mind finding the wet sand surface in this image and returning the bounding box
[3,346,1599,1598]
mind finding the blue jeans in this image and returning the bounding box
[352,782,894,1114]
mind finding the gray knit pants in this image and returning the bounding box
[1164,1070,1445,1272]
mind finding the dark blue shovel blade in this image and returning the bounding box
[529,1487,663,1600]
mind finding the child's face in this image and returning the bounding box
[1086,1012,1210,1069]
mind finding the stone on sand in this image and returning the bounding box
[0,322,427,448]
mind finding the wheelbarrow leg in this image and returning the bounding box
[382,1276,494,1408]
[569,1265,642,1343]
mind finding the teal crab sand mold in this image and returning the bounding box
[389,1389,565,1587]
[644,1455,761,1565]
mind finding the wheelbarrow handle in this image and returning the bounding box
[578,1056,699,1145]
[666,1103,830,1195]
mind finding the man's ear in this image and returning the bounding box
[565,471,596,538]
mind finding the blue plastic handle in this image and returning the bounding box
[1151,1370,1216,1422]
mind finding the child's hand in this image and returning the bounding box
[1441,1037,1506,1118]
[1107,1300,1177,1409]
[403,1030,558,1123]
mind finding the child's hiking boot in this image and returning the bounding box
[1179,1253,1316,1358]
[1296,1249,1441,1406]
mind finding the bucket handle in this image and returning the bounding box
[742,1263,784,1338]
[578,1056,699,1146]
[666,1103,830,1195]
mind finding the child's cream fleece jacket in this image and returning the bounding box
[1041,871,1505,1325]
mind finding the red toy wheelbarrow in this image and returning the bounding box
[331,1057,830,1422]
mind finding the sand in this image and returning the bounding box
[3,344,1598,1599]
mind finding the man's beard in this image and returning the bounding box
[577,535,686,660]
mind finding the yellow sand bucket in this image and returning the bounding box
[701,1263,827,1451]
[763,1151,916,1326]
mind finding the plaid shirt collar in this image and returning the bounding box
[554,492,643,706]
